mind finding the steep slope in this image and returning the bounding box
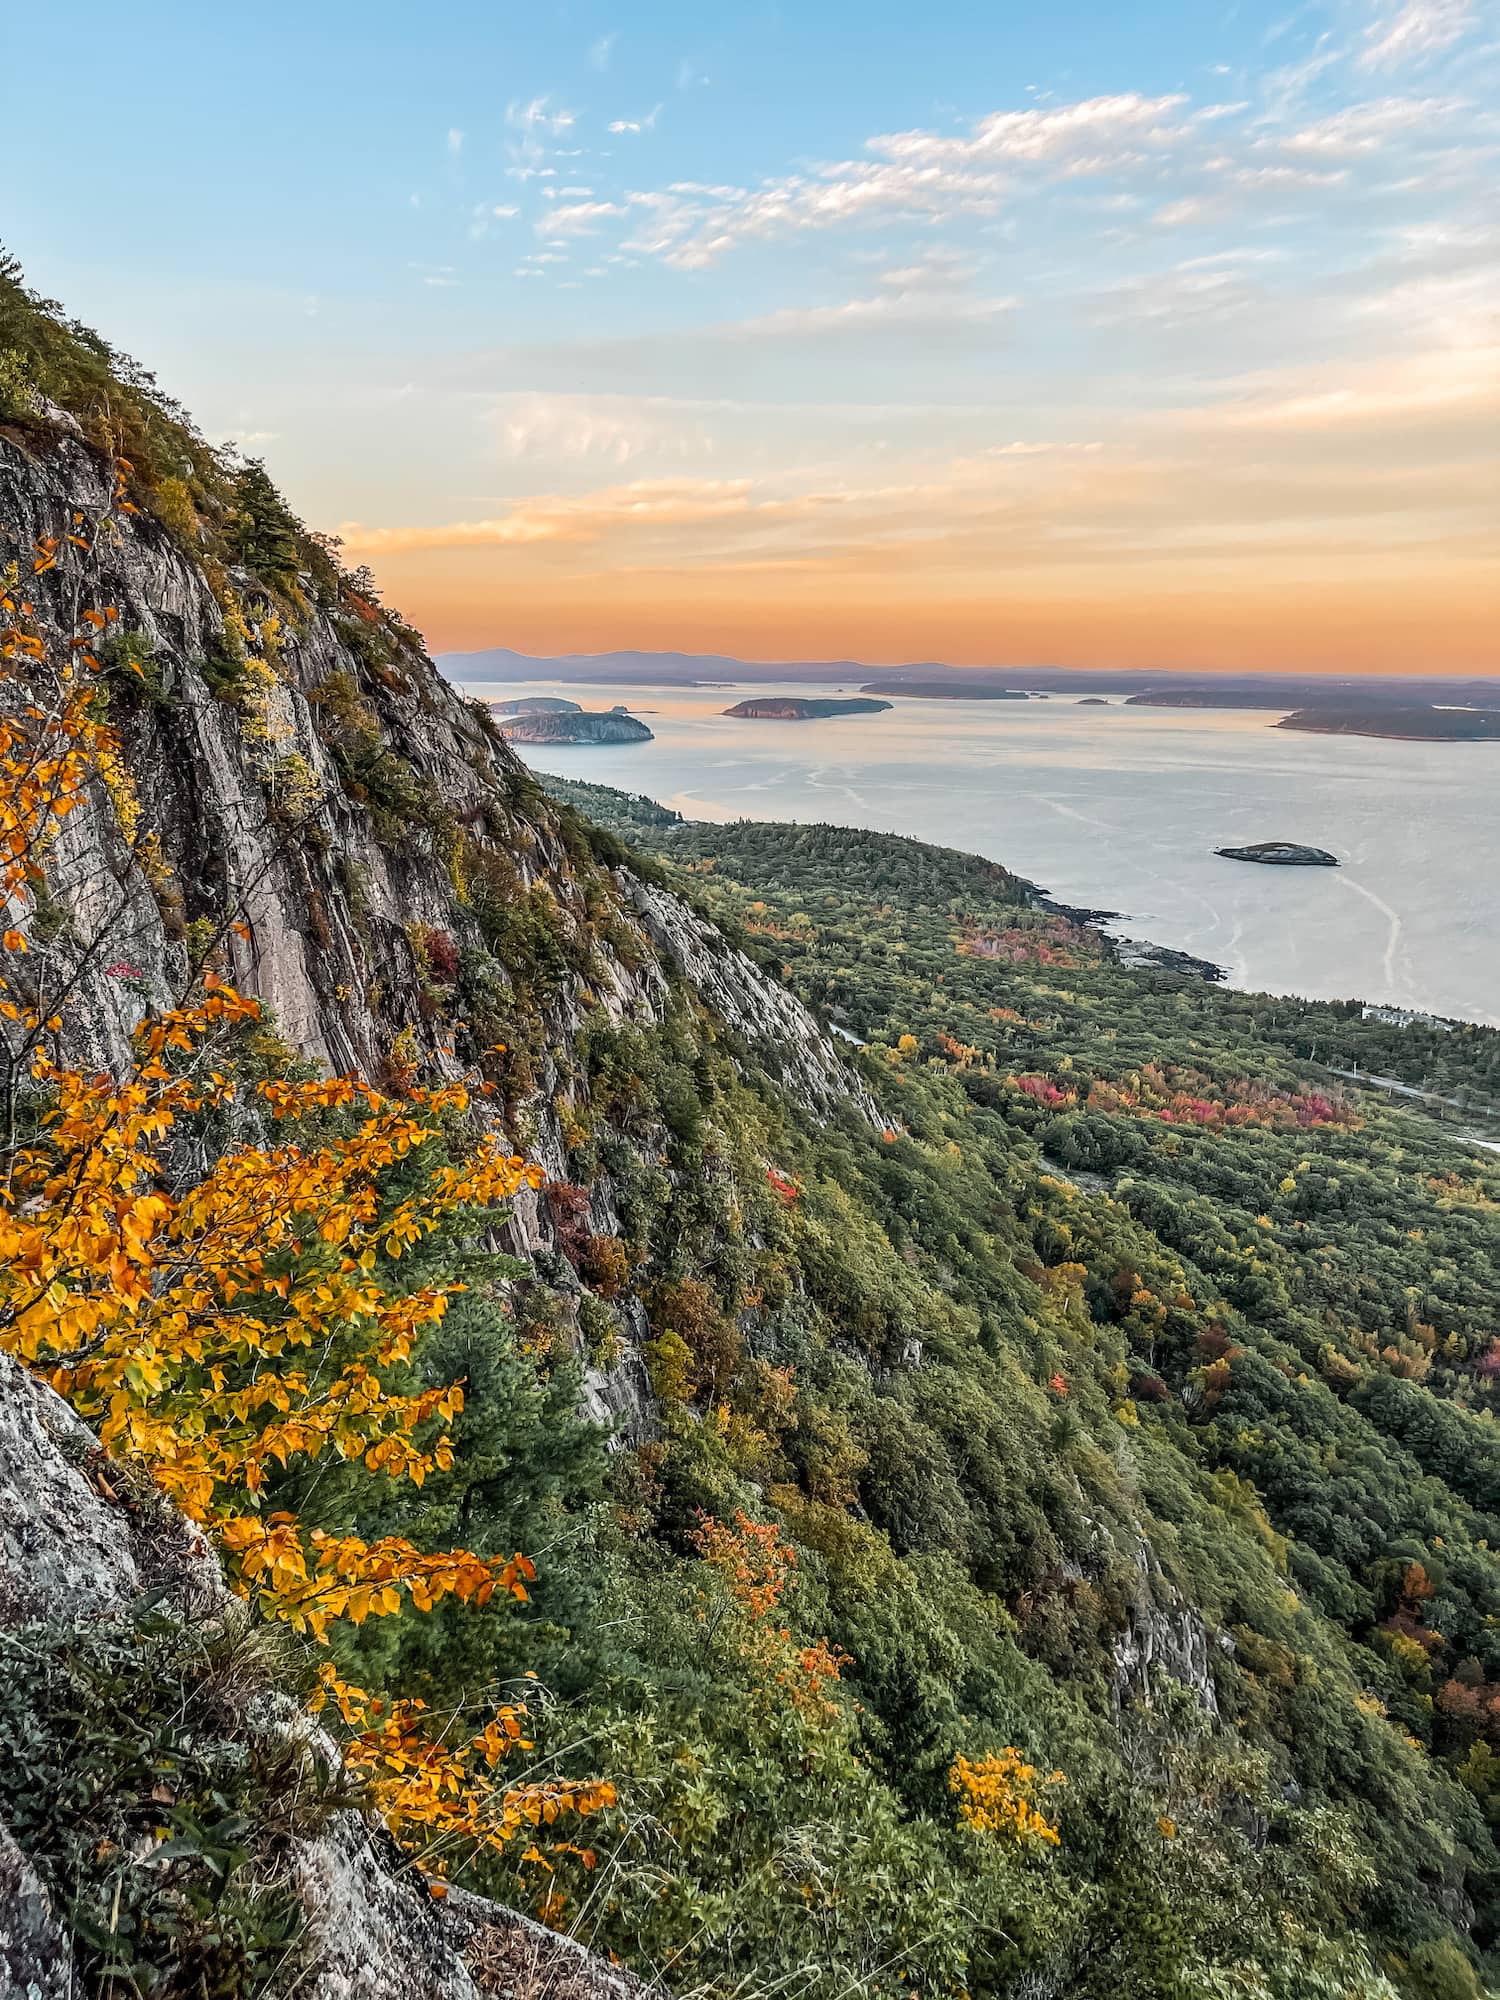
[2,264,1497,2000]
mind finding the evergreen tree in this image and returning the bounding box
[226,458,302,577]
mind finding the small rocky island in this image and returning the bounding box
[724,696,893,720]
[1216,841,1339,868]
[491,696,582,716]
[498,704,653,746]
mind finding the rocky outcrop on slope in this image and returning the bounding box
[446,1888,642,1998]
[0,1821,72,2000]
[1111,1543,1224,1721]
[629,876,883,1126]
[0,1356,470,1999]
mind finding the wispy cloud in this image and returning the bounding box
[733,288,1015,339]
[619,165,1011,268]
[1362,0,1476,68]
[508,95,576,139]
[544,200,630,237]
[867,91,1193,167]
[609,106,661,135]
[589,32,617,71]
[341,336,1498,576]
[1273,95,1462,151]
[340,478,819,554]
[492,392,718,466]
[596,91,1367,269]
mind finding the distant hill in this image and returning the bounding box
[445,644,884,688]
[491,695,582,716]
[1127,688,1303,710]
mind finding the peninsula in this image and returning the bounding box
[1276,706,1500,742]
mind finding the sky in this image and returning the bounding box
[4,0,1497,673]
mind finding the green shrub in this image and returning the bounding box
[0,1609,325,1997]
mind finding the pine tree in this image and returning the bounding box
[226,458,303,578]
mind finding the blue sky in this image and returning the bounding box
[5,0,1496,669]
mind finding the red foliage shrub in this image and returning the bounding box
[547,1182,594,1263]
[415,926,460,984]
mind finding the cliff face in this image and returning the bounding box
[0,417,872,1155]
[0,414,880,1993]
[4,419,590,1088]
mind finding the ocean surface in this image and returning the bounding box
[453,677,1500,1027]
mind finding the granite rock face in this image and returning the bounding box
[0,416,885,2000]
[629,876,884,1127]
[0,425,876,1199]
[1111,1543,1224,1721]
[0,1822,73,2000]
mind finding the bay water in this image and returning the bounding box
[452,677,1500,1027]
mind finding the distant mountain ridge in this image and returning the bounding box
[442,645,1500,708]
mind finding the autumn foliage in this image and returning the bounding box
[0,505,614,1883]
[693,1510,848,1722]
[315,1667,615,1877]
[949,1749,1065,1847]
[0,986,546,1638]
[1009,1062,1357,1131]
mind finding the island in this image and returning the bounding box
[860,681,1028,701]
[1126,688,1297,710]
[723,696,893,721]
[1276,706,1500,742]
[498,705,653,746]
[491,696,582,716]
[1077,697,1109,706]
[1216,842,1339,868]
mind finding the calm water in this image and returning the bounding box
[454,678,1500,1026]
